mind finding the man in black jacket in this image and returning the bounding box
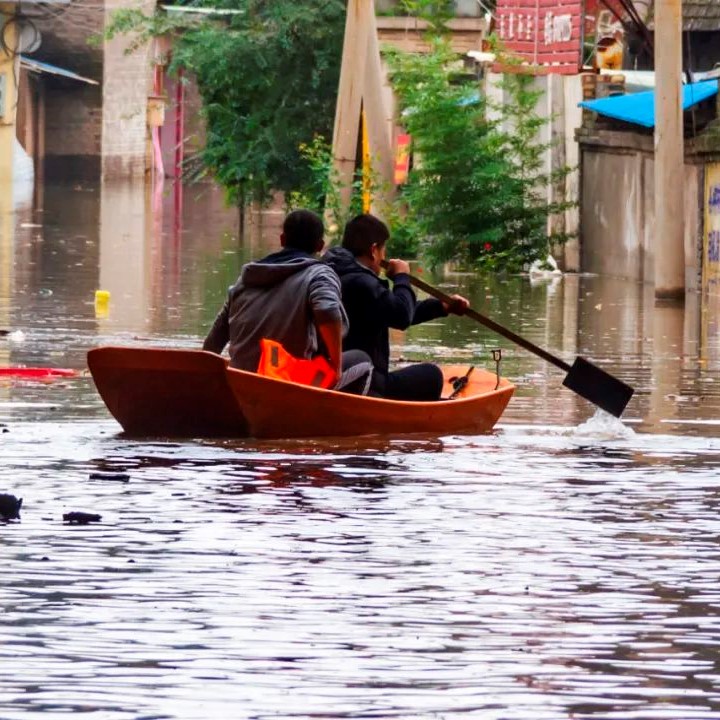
[324,214,469,401]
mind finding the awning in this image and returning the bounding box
[579,80,719,128]
[20,56,99,86]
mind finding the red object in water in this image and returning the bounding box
[0,368,78,379]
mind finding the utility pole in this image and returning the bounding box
[654,0,685,300]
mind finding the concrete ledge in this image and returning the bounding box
[377,16,486,53]
[577,127,720,162]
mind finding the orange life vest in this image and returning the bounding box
[256,339,337,389]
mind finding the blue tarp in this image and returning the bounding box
[579,80,718,128]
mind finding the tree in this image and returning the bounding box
[385,35,569,272]
[106,0,345,204]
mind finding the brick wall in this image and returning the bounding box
[33,0,104,180]
[44,81,103,181]
[33,0,104,79]
[101,0,153,178]
[29,0,153,181]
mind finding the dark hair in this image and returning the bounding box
[283,209,325,253]
[342,214,390,257]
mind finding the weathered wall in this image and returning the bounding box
[44,82,103,181]
[102,0,152,179]
[579,136,703,289]
[32,0,104,181]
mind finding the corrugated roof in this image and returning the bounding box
[683,0,720,31]
[647,0,720,31]
[579,80,719,128]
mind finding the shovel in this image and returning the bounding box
[388,265,635,417]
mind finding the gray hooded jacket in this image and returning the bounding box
[203,249,348,372]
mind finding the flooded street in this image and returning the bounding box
[1,182,720,719]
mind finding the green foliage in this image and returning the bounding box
[287,136,399,247]
[286,136,364,243]
[105,0,345,205]
[383,31,571,272]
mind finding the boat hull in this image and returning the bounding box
[88,347,514,439]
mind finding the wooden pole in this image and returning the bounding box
[330,0,372,214]
[653,0,685,300]
[362,6,395,215]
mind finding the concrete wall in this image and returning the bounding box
[484,72,583,270]
[579,135,703,289]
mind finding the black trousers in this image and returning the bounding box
[372,363,444,402]
[336,350,374,395]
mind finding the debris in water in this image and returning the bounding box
[0,494,22,519]
[63,512,102,525]
[89,472,130,482]
[8,330,25,343]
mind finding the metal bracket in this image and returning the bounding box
[491,349,502,390]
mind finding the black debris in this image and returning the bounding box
[89,472,130,482]
[63,512,102,525]
[0,494,22,519]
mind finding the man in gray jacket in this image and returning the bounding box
[203,209,372,393]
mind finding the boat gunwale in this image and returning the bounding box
[225,362,515,406]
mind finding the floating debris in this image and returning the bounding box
[0,494,22,520]
[89,472,130,482]
[63,512,102,525]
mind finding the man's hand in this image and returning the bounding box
[385,259,410,278]
[442,294,470,315]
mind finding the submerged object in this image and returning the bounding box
[87,347,515,439]
[0,494,22,519]
[63,512,102,525]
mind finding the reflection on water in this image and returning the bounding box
[0,182,719,720]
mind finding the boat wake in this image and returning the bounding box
[567,408,636,440]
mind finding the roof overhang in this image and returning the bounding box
[20,56,99,85]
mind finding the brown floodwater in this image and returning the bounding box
[0,181,719,719]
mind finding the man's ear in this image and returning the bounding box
[315,238,325,254]
[280,232,287,248]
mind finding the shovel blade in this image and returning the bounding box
[562,357,634,418]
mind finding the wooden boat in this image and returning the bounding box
[87,347,515,439]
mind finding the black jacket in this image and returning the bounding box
[324,246,447,374]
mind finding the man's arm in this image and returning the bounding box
[307,268,346,379]
[202,300,230,354]
[316,317,343,380]
[373,259,416,330]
